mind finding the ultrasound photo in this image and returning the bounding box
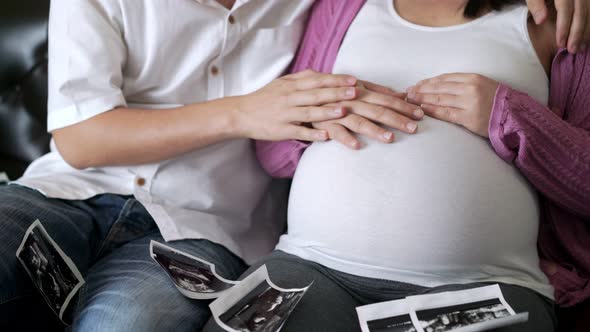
[150,241,237,299]
[357,298,418,332]
[211,265,311,332]
[415,299,510,332]
[16,220,85,321]
[367,314,417,332]
[359,285,528,332]
[220,281,305,332]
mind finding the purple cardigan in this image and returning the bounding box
[256,0,590,307]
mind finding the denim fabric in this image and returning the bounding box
[203,251,557,332]
[0,185,247,331]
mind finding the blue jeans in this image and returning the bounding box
[0,185,247,331]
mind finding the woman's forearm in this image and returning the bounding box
[489,84,590,217]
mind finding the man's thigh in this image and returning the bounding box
[0,185,127,329]
[202,251,363,332]
[421,283,557,332]
[72,233,248,332]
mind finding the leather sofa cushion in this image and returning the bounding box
[0,0,51,177]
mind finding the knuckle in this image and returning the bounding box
[358,118,374,133]
[280,94,291,106]
[310,90,323,104]
[319,75,331,87]
[349,115,365,130]
[303,109,314,123]
[467,84,478,94]
[372,105,388,121]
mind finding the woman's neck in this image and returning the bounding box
[394,0,487,27]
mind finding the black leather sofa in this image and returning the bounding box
[1,1,587,331]
[1,0,51,181]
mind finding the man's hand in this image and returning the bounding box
[406,73,499,138]
[527,0,590,53]
[234,70,358,142]
[312,81,423,149]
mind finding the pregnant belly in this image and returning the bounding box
[287,118,540,271]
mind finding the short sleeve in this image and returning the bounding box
[47,0,127,132]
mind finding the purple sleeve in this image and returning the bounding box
[489,84,590,217]
[254,0,332,179]
[255,140,310,178]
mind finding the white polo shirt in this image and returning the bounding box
[14,0,314,264]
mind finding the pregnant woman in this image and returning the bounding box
[205,0,590,331]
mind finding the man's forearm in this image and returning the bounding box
[53,97,241,169]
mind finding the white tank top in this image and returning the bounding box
[278,1,553,299]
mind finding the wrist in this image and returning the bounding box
[219,95,249,139]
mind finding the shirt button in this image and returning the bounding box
[136,177,146,187]
[211,66,219,76]
[228,15,236,24]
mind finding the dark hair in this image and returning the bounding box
[464,0,526,17]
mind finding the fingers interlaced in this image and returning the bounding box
[288,125,329,142]
[343,101,418,134]
[314,122,361,149]
[339,114,396,142]
[359,89,423,120]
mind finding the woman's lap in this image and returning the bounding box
[203,251,556,332]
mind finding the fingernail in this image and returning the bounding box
[407,122,417,132]
[350,140,360,149]
[571,45,578,54]
[413,109,424,118]
[346,77,357,85]
[333,107,343,115]
[383,132,394,141]
[346,88,356,96]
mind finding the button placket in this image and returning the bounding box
[132,164,158,204]
[208,11,238,100]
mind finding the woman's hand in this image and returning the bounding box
[526,0,590,53]
[406,73,499,138]
[234,70,357,141]
[311,81,424,149]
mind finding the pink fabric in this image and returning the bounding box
[256,0,590,307]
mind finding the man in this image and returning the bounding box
[0,0,587,331]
